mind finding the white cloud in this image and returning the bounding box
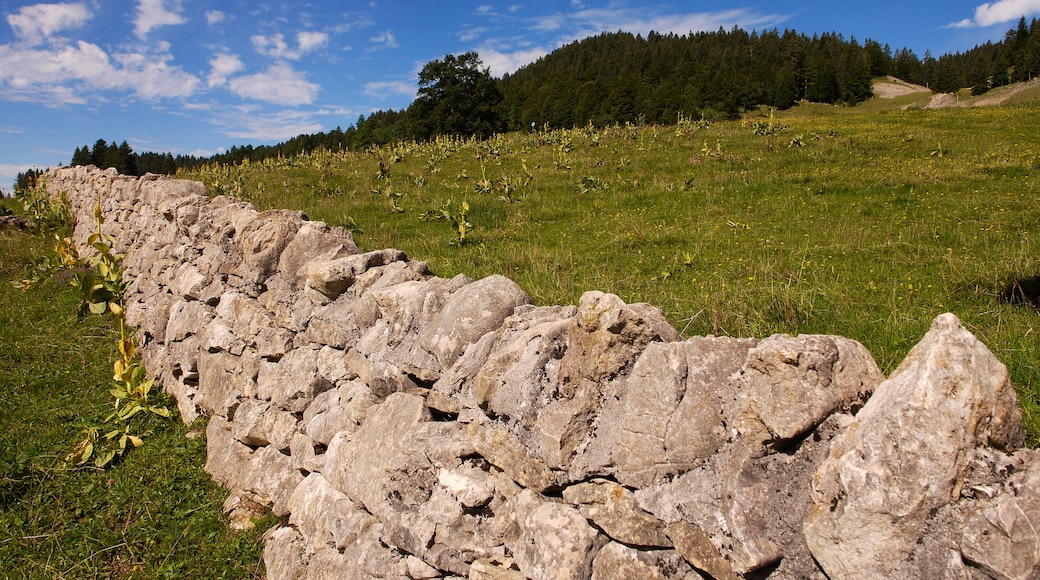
[565,7,786,38]
[133,0,187,39]
[207,53,243,88]
[252,32,328,60]
[216,109,324,141]
[227,62,320,105]
[114,51,200,98]
[0,40,201,103]
[205,10,225,25]
[950,0,1040,27]
[297,31,329,53]
[479,47,549,76]
[369,30,398,49]
[363,80,415,99]
[6,2,91,45]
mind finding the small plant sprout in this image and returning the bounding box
[421,200,473,245]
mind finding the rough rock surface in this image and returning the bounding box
[46,166,1038,579]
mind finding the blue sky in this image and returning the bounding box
[1,0,1039,193]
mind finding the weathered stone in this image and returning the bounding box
[256,346,330,412]
[613,337,755,487]
[508,494,601,580]
[287,473,379,553]
[164,299,214,343]
[468,557,525,580]
[277,221,359,285]
[46,168,1038,580]
[419,274,532,370]
[238,210,302,282]
[467,422,557,493]
[563,479,671,548]
[303,380,375,445]
[665,521,738,580]
[438,465,496,508]
[297,248,409,302]
[805,313,1024,579]
[231,399,298,450]
[960,450,1040,579]
[590,542,699,580]
[262,526,306,580]
[242,446,305,517]
[324,392,435,519]
[733,333,883,448]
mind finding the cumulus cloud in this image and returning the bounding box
[948,0,1040,27]
[479,47,549,76]
[205,10,225,25]
[252,31,329,60]
[227,62,320,105]
[207,53,243,88]
[133,0,187,39]
[362,80,415,99]
[0,40,200,103]
[6,2,91,45]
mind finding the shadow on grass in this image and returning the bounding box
[1000,275,1040,309]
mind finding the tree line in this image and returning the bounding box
[60,17,1040,174]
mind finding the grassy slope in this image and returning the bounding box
[184,99,1040,443]
[0,207,272,579]
[0,88,1037,576]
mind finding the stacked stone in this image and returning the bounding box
[46,165,1040,579]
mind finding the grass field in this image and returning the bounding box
[0,207,273,578]
[1,93,1038,578]
[184,101,1040,443]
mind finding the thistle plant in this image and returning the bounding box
[421,200,472,245]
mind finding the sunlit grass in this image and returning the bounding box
[0,202,272,578]
[182,103,1040,444]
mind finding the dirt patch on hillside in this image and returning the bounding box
[923,77,1040,108]
[873,76,931,98]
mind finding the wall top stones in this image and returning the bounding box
[45,165,1039,579]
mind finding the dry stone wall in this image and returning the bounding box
[45,165,1040,579]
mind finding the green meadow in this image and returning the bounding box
[186,102,1040,441]
[1,95,1038,578]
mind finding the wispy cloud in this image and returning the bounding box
[6,2,91,45]
[133,0,187,39]
[252,31,329,60]
[946,0,1040,28]
[368,30,398,50]
[471,5,789,76]
[214,108,324,141]
[363,80,415,99]
[227,62,320,105]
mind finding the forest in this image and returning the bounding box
[49,16,1040,178]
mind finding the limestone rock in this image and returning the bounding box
[665,522,738,580]
[960,450,1040,580]
[262,526,307,580]
[563,479,671,548]
[419,274,532,370]
[504,490,602,579]
[590,542,700,580]
[613,336,755,487]
[733,333,882,449]
[804,313,1024,579]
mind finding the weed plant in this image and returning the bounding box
[183,103,1040,444]
[0,199,271,578]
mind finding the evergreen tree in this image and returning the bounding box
[407,52,503,140]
